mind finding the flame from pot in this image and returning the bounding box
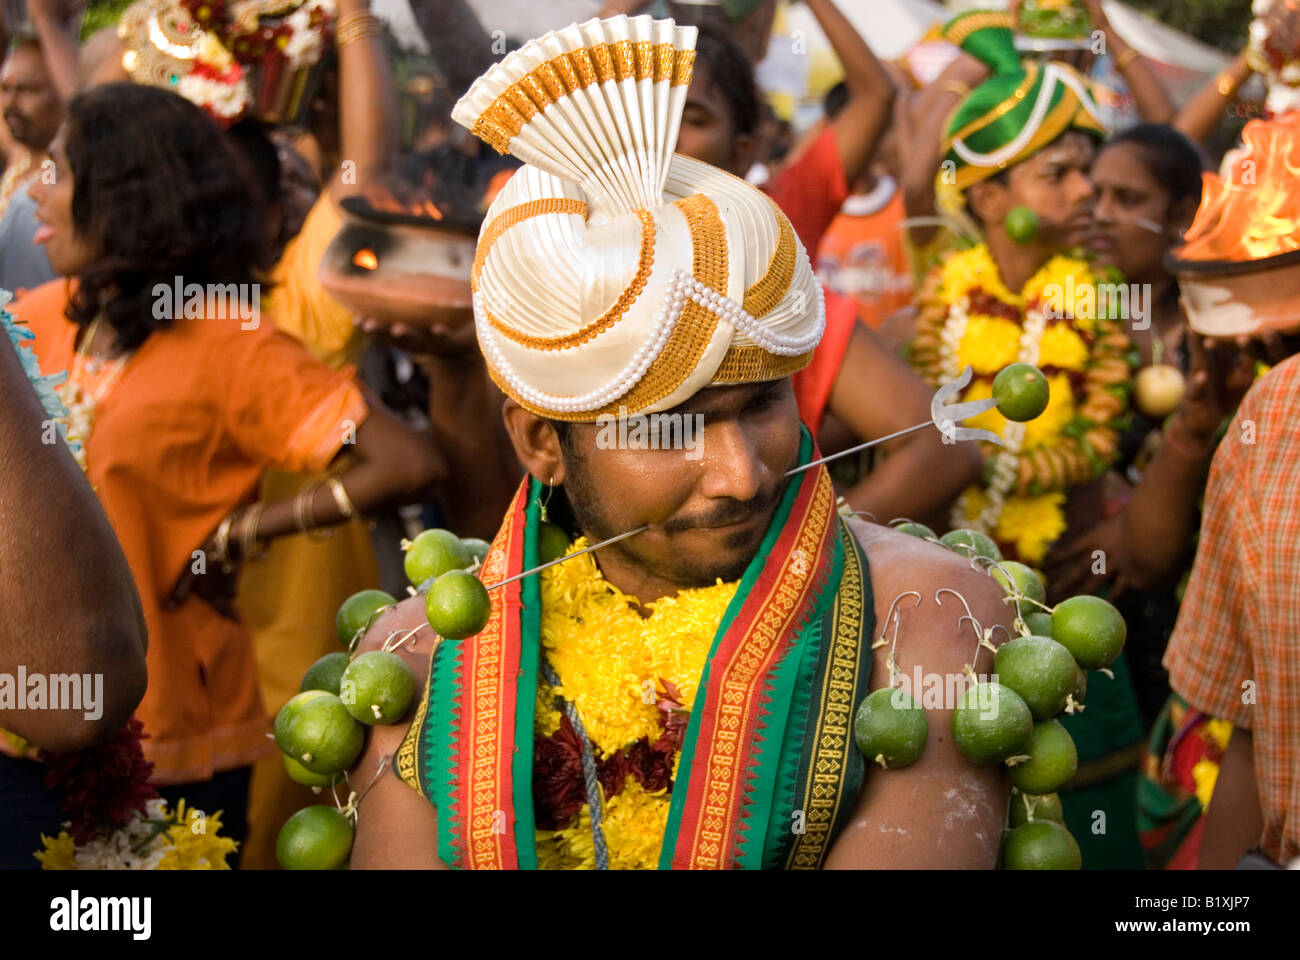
[1178,113,1300,264]
[353,248,379,270]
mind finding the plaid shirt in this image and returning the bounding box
[1165,353,1300,865]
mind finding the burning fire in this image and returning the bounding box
[1177,112,1300,264]
[362,181,445,221]
[353,248,379,271]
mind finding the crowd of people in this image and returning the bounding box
[0,0,1296,872]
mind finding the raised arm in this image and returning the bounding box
[806,0,896,187]
[409,0,495,99]
[1082,0,1175,124]
[26,0,84,104]
[0,326,147,751]
[1174,51,1253,147]
[900,51,989,248]
[327,0,399,202]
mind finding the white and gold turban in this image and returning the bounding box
[451,14,825,421]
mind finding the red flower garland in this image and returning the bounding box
[38,718,159,846]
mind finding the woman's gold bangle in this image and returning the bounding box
[943,80,971,99]
[294,483,337,541]
[326,475,356,519]
[1115,47,1140,70]
[239,502,268,563]
[336,12,382,48]
[1216,71,1240,97]
[213,511,238,571]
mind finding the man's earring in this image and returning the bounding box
[540,474,555,523]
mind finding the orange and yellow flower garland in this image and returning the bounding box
[910,244,1135,562]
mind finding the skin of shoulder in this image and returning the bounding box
[822,518,1015,869]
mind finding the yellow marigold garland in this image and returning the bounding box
[534,539,737,868]
[910,243,1135,562]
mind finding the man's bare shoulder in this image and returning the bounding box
[354,594,438,689]
[846,517,1007,619]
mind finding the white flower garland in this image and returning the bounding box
[941,298,1046,535]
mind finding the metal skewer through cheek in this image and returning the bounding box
[483,366,1002,593]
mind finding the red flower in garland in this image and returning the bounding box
[38,718,159,846]
[532,714,585,831]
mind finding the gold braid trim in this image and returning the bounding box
[711,346,811,384]
[741,199,798,318]
[470,43,695,155]
[942,9,1015,47]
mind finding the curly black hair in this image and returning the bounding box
[693,23,760,139]
[64,84,267,351]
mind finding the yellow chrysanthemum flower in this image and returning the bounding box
[1024,257,1097,331]
[995,492,1068,564]
[1192,758,1219,811]
[1037,324,1089,371]
[156,802,237,870]
[537,777,673,870]
[1206,719,1234,751]
[1022,373,1076,450]
[35,832,77,870]
[939,244,1018,307]
[958,315,1022,375]
[538,539,733,756]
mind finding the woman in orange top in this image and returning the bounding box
[13,84,441,857]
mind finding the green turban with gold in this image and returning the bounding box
[940,9,1107,194]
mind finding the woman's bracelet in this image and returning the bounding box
[213,511,238,572]
[294,483,337,541]
[239,502,268,562]
[337,12,382,48]
[1114,47,1141,71]
[326,475,356,519]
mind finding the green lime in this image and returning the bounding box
[283,753,339,789]
[990,561,1046,607]
[951,681,1032,765]
[339,650,416,725]
[335,589,397,647]
[300,652,349,695]
[1002,820,1082,870]
[1007,719,1078,794]
[461,537,491,566]
[940,528,1003,562]
[425,569,492,640]
[993,635,1077,720]
[282,693,366,775]
[1007,789,1065,827]
[1004,205,1040,245]
[1051,595,1126,669]
[1024,610,1054,637]
[276,805,354,870]
[538,521,571,564]
[853,687,929,769]
[404,529,472,587]
[273,689,332,751]
[992,363,1050,422]
[891,520,937,540]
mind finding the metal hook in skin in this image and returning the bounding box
[874,591,921,688]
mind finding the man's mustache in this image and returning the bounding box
[660,484,783,534]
